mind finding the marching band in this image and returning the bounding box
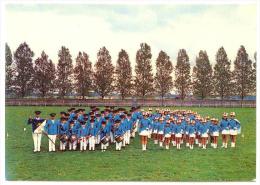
[27,107,241,152]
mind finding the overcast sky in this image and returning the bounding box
[5,4,257,72]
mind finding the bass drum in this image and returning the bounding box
[101,136,109,144]
[70,134,77,142]
[60,134,68,143]
[115,135,123,143]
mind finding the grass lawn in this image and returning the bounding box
[5,106,256,181]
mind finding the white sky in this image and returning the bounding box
[4,4,257,73]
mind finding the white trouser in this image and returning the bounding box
[101,143,108,150]
[60,141,66,150]
[32,133,42,152]
[89,136,95,150]
[48,135,56,152]
[116,141,122,150]
[123,133,126,146]
[69,141,77,150]
[80,137,87,150]
[126,130,131,144]
[95,134,100,144]
[110,132,115,143]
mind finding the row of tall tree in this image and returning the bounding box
[5,42,256,100]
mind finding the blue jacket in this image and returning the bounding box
[77,126,88,137]
[220,119,230,131]
[87,124,97,137]
[44,119,60,135]
[27,117,45,132]
[100,126,110,139]
[164,124,171,135]
[68,125,78,137]
[195,120,201,132]
[152,121,159,131]
[114,124,124,137]
[174,124,184,134]
[210,124,220,133]
[229,119,241,130]
[157,122,165,132]
[169,122,175,132]
[139,118,151,132]
[59,122,69,135]
[188,124,196,134]
[199,124,209,134]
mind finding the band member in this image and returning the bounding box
[220,112,230,148]
[229,112,241,148]
[199,119,209,149]
[95,114,102,144]
[195,116,202,147]
[68,120,78,151]
[44,113,60,152]
[114,119,124,151]
[184,118,190,147]
[139,112,151,151]
[77,121,88,151]
[58,117,69,151]
[170,118,176,146]
[27,111,45,152]
[152,117,159,144]
[125,113,133,145]
[88,119,97,151]
[100,121,110,152]
[120,114,127,147]
[210,118,220,149]
[206,116,213,146]
[174,119,183,150]
[157,117,165,147]
[164,120,171,150]
[188,120,196,149]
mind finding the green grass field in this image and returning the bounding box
[5,106,256,181]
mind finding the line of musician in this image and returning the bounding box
[27,106,241,152]
[139,110,241,151]
[28,106,140,152]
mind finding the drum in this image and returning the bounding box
[115,135,123,143]
[70,134,77,142]
[60,134,68,143]
[101,136,109,144]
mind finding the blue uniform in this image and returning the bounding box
[77,126,88,137]
[157,122,165,133]
[100,126,110,139]
[170,123,176,134]
[114,125,124,137]
[59,122,69,135]
[44,119,60,135]
[220,119,230,131]
[68,125,78,137]
[164,124,171,135]
[210,124,220,133]
[152,121,159,132]
[187,124,196,135]
[87,124,97,137]
[199,124,209,134]
[139,118,151,132]
[229,119,241,130]
[174,124,184,134]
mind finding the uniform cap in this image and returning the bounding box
[230,112,236,116]
[50,113,56,117]
[35,111,41,115]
